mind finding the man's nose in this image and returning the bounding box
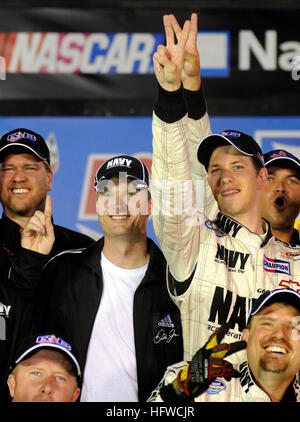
[12,169,27,182]
[272,323,290,340]
[40,376,54,395]
[273,179,286,193]
[115,191,128,213]
[220,168,233,184]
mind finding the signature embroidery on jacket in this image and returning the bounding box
[153,329,180,344]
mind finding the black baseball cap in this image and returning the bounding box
[94,154,150,193]
[197,130,265,171]
[0,128,50,165]
[11,334,81,383]
[248,288,300,325]
[263,149,300,177]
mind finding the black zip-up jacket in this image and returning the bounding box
[291,228,300,246]
[36,237,183,402]
[0,213,94,403]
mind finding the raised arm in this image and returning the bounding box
[151,15,203,284]
[168,13,218,220]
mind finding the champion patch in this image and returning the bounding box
[207,378,226,395]
[263,255,291,275]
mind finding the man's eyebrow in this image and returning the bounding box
[209,159,245,168]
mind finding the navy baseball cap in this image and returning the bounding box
[94,155,150,193]
[248,288,300,325]
[197,130,265,171]
[11,333,81,383]
[0,128,50,165]
[263,149,300,178]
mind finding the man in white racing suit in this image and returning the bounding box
[151,13,300,363]
[148,288,300,402]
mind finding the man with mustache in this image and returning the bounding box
[148,288,300,402]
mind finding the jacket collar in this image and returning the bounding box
[78,236,165,287]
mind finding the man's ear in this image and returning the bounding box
[7,373,16,398]
[71,387,81,402]
[47,170,53,192]
[257,167,268,190]
[242,328,249,342]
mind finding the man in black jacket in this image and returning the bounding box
[35,154,183,402]
[0,128,93,402]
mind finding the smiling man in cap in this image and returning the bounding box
[7,333,81,402]
[261,149,300,245]
[148,288,300,402]
[150,13,300,365]
[0,128,93,402]
[34,154,183,402]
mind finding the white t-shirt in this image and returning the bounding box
[80,252,147,402]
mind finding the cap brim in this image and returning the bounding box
[265,156,300,173]
[95,174,149,192]
[197,134,253,169]
[15,343,81,378]
[0,143,47,162]
[250,289,300,321]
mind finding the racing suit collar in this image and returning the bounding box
[214,212,273,247]
[239,361,300,402]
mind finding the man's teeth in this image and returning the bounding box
[265,346,287,354]
[221,189,239,196]
[110,216,127,219]
[12,188,29,194]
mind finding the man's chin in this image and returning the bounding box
[261,359,288,374]
[32,397,54,402]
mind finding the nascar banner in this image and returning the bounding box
[0,8,299,115]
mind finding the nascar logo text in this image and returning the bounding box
[0,31,229,75]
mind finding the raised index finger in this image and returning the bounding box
[44,195,52,218]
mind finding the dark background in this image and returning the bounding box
[0,0,299,117]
